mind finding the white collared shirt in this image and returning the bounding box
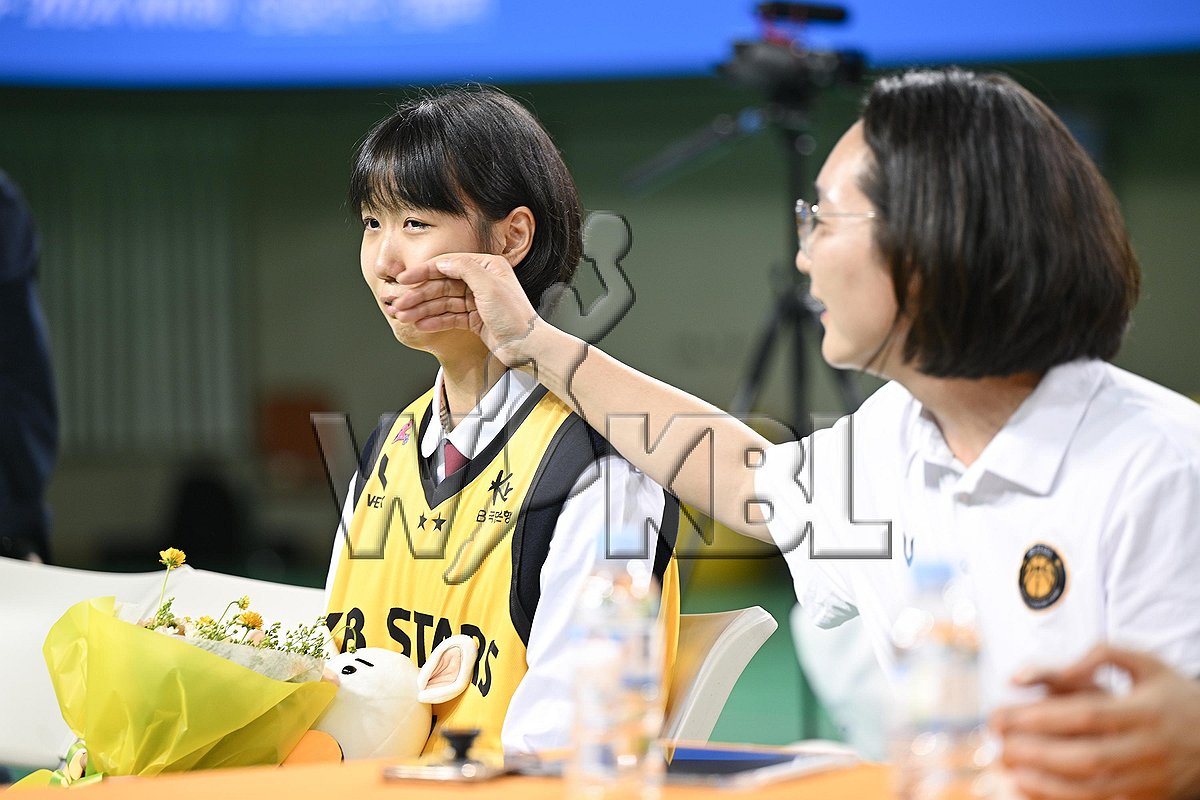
[757,359,1200,710]
[325,368,666,753]
[421,369,525,483]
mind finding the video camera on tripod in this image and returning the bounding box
[721,2,863,108]
[624,2,867,432]
[625,3,863,195]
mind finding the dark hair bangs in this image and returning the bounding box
[348,86,583,310]
[349,111,469,218]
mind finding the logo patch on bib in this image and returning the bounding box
[1019,543,1067,610]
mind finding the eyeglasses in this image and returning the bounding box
[795,199,877,256]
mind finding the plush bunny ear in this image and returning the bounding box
[416,634,478,704]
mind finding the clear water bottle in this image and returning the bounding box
[889,561,994,800]
[566,553,665,800]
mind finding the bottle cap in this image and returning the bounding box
[911,560,953,590]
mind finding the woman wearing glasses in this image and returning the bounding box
[390,68,1200,798]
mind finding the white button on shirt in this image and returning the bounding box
[757,359,1200,710]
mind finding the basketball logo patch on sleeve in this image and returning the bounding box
[1018,543,1067,610]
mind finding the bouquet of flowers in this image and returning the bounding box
[17,549,337,788]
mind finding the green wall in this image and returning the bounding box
[2,53,1199,572]
[2,51,1199,747]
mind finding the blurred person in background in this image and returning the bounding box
[0,170,57,564]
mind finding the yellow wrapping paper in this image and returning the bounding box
[35,597,337,777]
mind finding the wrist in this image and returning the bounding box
[520,320,583,394]
[526,317,562,360]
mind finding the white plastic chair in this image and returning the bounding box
[0,557,323,770]
[662,606,778,744]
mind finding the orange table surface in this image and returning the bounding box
[6,759,890,799]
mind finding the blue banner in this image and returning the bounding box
[0,0,1197,88]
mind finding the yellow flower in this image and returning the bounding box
[158,548,186,570]
[197,615,214,626]
[237,611,263,630]
[237,595,250,610]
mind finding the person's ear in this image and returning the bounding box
[496,206,535,266]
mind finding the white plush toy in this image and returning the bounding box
[313,635,477,760]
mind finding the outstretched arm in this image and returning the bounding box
[393,253,777,542]
[991,644,1200,800]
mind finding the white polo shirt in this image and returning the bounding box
[757,359,1200,710]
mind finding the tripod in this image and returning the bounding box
[623,13,867,741]
[625,102,864,433]
[625,29,865,433]
[730,119,863,434]
[731,267,863,433]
